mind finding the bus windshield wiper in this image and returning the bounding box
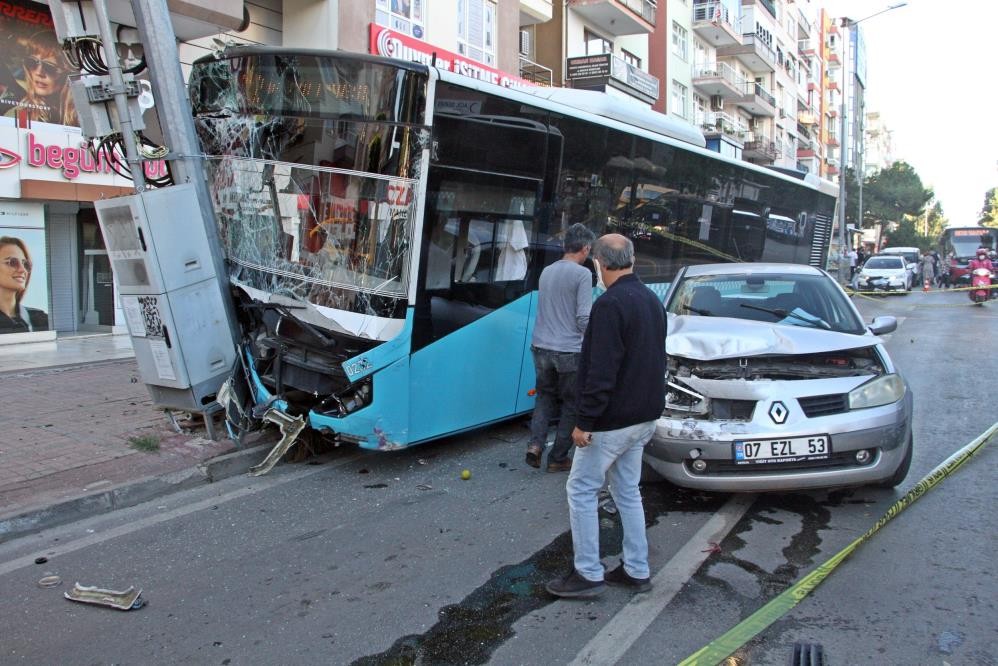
[683,305,712,316]
[739,303,831,330]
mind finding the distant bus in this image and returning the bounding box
[189,47,837,452]
[940,226,995,282]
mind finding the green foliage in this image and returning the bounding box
[862,161,934,227]
[882,217,924,250]
[979,187,998,228]
[127,434,161,453]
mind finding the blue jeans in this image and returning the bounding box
[528,347,579,464]
[566,421,656,581]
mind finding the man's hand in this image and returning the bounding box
[572,427,593,448]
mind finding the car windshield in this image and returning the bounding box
[667,272,866,334]
[864,257,904,269]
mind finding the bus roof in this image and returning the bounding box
[197,46,832,197]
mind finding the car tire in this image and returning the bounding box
[876,432,913,489]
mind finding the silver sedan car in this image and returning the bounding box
[646,263,913,492]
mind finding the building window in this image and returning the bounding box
[457,0,497,66]
[671,80,688,119]
[376,0,425,39]
[585,29,613,56]
[622,49,641,68]
[672,22,688,61]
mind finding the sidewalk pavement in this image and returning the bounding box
[0,333,268,541]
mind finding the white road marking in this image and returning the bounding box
[569,494,755,666]
[0,454,362,577]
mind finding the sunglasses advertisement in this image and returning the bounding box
[0,201,49,335]
[0,0,80,127]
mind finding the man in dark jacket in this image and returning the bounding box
[546,234,666,598]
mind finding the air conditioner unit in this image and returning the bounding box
[710,95,724,110]
[519,29,531,56]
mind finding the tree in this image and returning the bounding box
[979,187,998,228]
[863,161,934,227]
[883,217,923,249]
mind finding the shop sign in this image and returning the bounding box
[0,125,167,186]
[369,25,533,92]
[566,53,660,101]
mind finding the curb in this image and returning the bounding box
[0,444,269,542]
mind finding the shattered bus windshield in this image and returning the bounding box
[190,53,429,317]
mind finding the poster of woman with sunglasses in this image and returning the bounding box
[0,234,49,334]
[0,0,79,127]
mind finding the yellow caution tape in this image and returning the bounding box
[677,422,998,666]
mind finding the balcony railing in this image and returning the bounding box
[620,0,657,25]
[693,1,736,28]
[799,38,815,55]
[741,33,776,68]
[519,56,553,86]
[744,134,780,161]
[696,110,749,137]
[743,81,776,107]
[692,61,746,90]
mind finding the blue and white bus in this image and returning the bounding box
[189,47,837,455]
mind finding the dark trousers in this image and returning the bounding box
[528,347,579,464]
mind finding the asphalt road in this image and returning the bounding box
[0,288,995,665]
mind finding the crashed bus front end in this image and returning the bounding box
[189,48,431,461]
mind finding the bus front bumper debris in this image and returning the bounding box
[249,408,306,476]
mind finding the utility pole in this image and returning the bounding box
[836,3,908,281]
[129,0,239,344]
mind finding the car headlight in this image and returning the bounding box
[849,374,905,409]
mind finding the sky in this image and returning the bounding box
[820,0,997,226]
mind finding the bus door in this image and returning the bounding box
[409,168,541,443]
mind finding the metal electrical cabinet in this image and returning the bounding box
[95,184,236,411]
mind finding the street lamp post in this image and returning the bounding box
[836,2,907,282]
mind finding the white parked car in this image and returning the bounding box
[856,255,911,292]
[646,263,913,492]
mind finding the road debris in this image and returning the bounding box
[701,541,722,554]
[416,484,433,491]
[461,469,471,480]
[65,583,145,610]
[37,575,62,588]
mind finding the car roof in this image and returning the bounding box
[879,247,919,253]
[867,254,905,262]
[681,263,824,277]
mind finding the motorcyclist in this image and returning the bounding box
[969,249,994,272]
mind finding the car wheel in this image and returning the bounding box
[876,432,913,489]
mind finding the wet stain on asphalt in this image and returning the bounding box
[350,484,728,666]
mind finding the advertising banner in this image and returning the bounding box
[0,0,79,127]
[0,200,49,335]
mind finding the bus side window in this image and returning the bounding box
[425,216,458,290]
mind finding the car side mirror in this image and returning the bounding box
[869,315,897,335]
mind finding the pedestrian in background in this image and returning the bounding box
[525,223,596,472]
[920,250,935,288]
[546,234,666,598]
[848,247,858,279]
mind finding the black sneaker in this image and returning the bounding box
[545,569,605,598]
[604,563,652,593]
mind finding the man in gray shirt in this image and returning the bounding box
[526,223,596,472]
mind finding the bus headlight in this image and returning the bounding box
[848,374,905,410]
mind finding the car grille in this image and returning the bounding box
[712,399,756,420]
[798,393,848,417]
[691,451,861,475]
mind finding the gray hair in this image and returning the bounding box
[564,223,596,254]
[593,235,634,270]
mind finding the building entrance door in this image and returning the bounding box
[78,211,115,330]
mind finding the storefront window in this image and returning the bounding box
[0,202,50,336]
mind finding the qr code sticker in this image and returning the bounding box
[137,296,164,338]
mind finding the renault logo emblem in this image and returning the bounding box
[768,401,788,424]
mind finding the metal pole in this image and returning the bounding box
[837,20,850,281]
[92,0,145,191]
[129,0,240,344]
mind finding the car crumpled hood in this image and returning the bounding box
[666,313,879,361]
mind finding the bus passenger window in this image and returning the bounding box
[425,217,457,290]
[495,218,530,281]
